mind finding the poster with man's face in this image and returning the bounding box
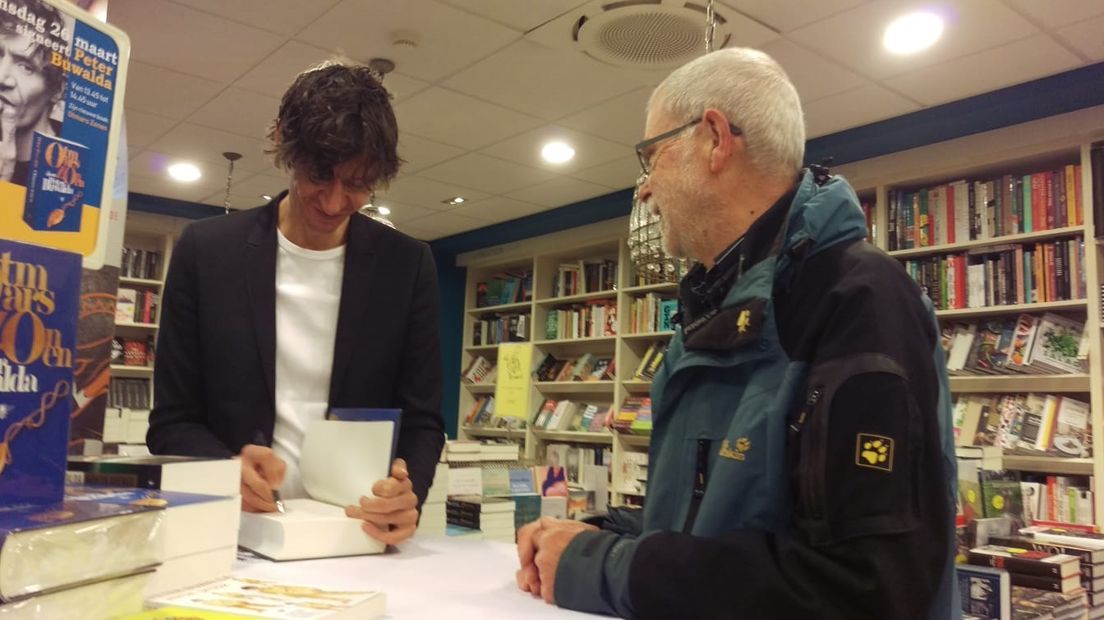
[0,0,128,269]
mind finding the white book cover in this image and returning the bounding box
[1030,313,1085,374]
[149,577,385,619]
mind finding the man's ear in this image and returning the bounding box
[702,108,737,174]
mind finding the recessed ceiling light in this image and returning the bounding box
[167,162,201,183]
[377,206,391,215]
[883,11,943,55]
[443,196,466,206]
[261,194,273,201]
[541,141,575,164]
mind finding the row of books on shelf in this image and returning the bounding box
[108,378,151,410]
[534,352,614,382]
[111,336,155,367]
[472,312,529,346]
[942,313,1087,376]
[115,287,159,324]
[553,259,617,297]
[907,238,1086,311]
[633,341,667,380]
[959,466,1094,530]
[532,399,611,432]
[887,164,1084,251]
[544,298,617,340]
[953,393,1091,458]
[959,566,1090,619]
[120,246,163,280]
[475,269,532,308]
[628,293,678,334]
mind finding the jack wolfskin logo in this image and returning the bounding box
[736,309,751,333]
[719,437,751,461]
[855,434,893,472]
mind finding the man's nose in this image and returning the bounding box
[319,181,349,214]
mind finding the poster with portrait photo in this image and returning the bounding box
[0,0,128,269]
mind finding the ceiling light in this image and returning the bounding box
[167,162,201,183]
[261,194,272,201]
[541,141,575,164]
[883,11,943,55]
[377,206,391,215]
[443,196,466,206]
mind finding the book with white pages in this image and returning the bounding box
[238,409,400,561]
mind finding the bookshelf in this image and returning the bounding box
[454,110,1104,521]
[106,217,176,447]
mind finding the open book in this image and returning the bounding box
[238,410,399,561]
[147,577,384,619]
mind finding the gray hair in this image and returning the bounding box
[649,48,805,179]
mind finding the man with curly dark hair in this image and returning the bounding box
[0,0,70,184]
[148,60,445,547]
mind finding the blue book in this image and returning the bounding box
[328,408,402,462]
[0,497,162,600]
[508,467,536,495]
[22,132,90,232]
[658,299,678,332]
[957,564,1010,619]
[0,239,81,506]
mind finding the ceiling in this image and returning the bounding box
[111,0,1104,240]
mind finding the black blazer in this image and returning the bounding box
[147,194,445,506]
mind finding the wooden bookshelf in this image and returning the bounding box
[935,299,1088,320]
[949,374,1091,393]
[1001,455,1093,476]
[887,225,1084,259]
[534,381,615,394]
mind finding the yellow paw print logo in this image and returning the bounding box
[855,434,893,472]
[861,440,889,465]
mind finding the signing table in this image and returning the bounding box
[232,536,601,619]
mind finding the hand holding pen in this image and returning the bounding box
[237,431,288,514]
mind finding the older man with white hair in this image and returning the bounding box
[516,47,958,619]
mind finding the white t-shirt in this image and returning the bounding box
[271,228,345,499]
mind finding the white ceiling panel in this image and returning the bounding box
[172,0,341,36]
[149,123,271,173]
[1003,0,1104,29]
[379,201,438,224]
[506,176,613,207]
[760,38,868,103]
[480,126,628,174]
[558,88,652,147]
[233,40,343,99]
[789,0,1038,80]
[398,135,466,174]
[296,0,520,82]
[443,39,644,121]
[437,0,588,32]
[129,151,232,193]
[451,196,548,222]
[395,88,543,150]
[885,34,1081,106]
[109,0,283,82]
[123,61,223,120]
[418,153,557,195]
[1055,14,1104,61]
[401,211,489,237]
[381,176,489,210]
[124,109,178,150]
[570,156,641,190]
[128,172,222,201]
[803,84,920,138]
[187,88,281,140]
[724,0,871,33]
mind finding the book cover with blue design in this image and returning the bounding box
[0,238,80,506]
[22,132,90,232]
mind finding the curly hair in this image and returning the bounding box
[266,61,401,189]
[0,0,68,102]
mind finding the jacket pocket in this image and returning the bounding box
[792,353,923,546]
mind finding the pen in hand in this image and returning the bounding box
[251,431,286,514]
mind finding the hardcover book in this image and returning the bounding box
[22,132,89,232]
[0,239,81,505]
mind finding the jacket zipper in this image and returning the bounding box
[681,438,710,534]
[795,385,823,518]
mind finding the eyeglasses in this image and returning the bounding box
[634,116,742,177]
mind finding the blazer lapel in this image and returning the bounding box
[329,214,378,403]
[245,198,279,408]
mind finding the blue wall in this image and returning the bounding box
[132,61,1104,438]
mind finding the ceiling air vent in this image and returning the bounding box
[533,0,733,70]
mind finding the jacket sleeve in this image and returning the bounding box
[555,250,953,619]
[147,225,234,457]
[393,244,446,508]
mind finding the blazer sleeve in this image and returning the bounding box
[146,225,234,457]
[393,243,445,507]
